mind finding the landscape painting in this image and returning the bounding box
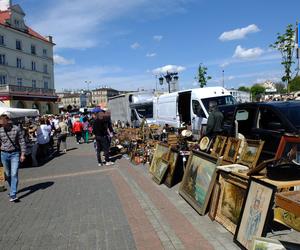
[179,151,217,215]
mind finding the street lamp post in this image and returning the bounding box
[85,80,91,91]
[159,71,179,93]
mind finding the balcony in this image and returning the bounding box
[0,84,56,97]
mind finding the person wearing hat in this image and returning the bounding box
[205,100,224,137]
[0,114,26,202]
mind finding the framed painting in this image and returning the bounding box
[237,140,264,169]
[250,237,285,250]
[275,135,300,162]
[215,172,247,234]
[208,181,221,220]
[149,143,170,174]
[179,151,218,215]
[210,136,227,158]
[234,178,276,250]
[223,137,242,163]
[164,149,179,188]
[152,159,169,184]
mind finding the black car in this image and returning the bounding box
[222,101,300,161]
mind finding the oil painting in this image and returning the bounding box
[153,159,169,184]
[210,136,227,158]
[149,143,170,174]
[223,137,241,163]
[237,140,264,169]
[164,149,179,187]
[251,237,285,250]
[179,151,217,215]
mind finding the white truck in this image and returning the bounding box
[108,91,155,127]
[153,87,236,135]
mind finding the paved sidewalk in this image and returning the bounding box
[0,138,293,249]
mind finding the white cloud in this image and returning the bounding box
[131,42,141,49]
[54,54,75,65]
[28,0,189,50]
[153,35,163,42]
[233,45,264,59]
[146,52,157,57]
[219,24,260,41]
[152,64,186,75]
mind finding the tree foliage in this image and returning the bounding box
[197,64,211,88]
[251,84,265,101]
[274,82,287,94]
[289,76,300,92]
[270,24,296,92]
[238,86,250,92]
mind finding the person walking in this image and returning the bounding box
[73,117,83,144]
[93,112,114,166]
[57,117,68,153]
[0,114,26,202]
[82,117,89,143]
[205,101,224,138]
[36,117,51,160]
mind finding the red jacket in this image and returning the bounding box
[73,121,83,133]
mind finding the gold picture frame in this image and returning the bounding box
[223,137,242,163]
[215,171,247,234]
[208,181,221,220]
[149,142,170,174]
[152,159,169,185]
[164,149,179,188]
[237,139,264,169]
[210,136,227,158]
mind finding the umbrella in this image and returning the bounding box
[91,107,104,113]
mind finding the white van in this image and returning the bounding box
[153,87,236,135]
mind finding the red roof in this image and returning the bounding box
[0,10,53,44]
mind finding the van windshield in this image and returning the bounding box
[134,103,153,118]
[202,95,236,111]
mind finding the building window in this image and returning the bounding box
[43,49,47,56]
[16,40,22,50]
[0,35,4,45]
[0,75,6,85]
[43,64,48,73]
[44,81,48,89]
[31,61,36,71]
[14,19,20,28]
[17,58,22,68]
[17,78,22,86]
[0,54,5,65]
[32,80,36,88]
[31,45,36,55]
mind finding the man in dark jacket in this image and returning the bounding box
[205,101,224,137]
[93,112,114,166]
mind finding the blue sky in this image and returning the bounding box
[16,0,300,91]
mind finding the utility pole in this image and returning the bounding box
[222,70,225,88]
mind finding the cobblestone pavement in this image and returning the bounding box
[0,138,297,250]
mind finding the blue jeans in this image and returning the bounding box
[1,151,20,197]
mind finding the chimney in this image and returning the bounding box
[0,0,11,11]
[46,35,53,43]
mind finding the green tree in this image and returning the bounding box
[274,82,287,94]
[251,84,265,101]
[289,76,300,92]
[197,64,211,88]
[238,86,250,92]
[270,24,296,93]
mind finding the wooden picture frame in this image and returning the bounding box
[237,139,264,169]
[149,142,170,174]
[179,150,218,215]
[152,159,169,184]
[164,149,179,188]
[250,237,285,250]
[210,136,227,158]
[234,178,276,250]
[274,135,300,161]
[223,137,242,163]
[274,207,300,232]
[215,171,247,234]
[208,181,221,220]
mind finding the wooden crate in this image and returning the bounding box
[275,191,300,217]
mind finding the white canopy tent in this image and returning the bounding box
[0,107,39,119]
